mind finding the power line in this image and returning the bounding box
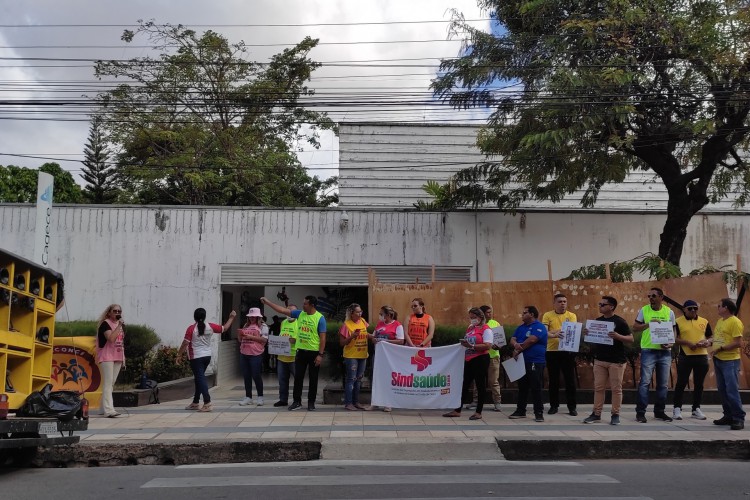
[0,19,492,28]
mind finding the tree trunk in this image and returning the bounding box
[658,182,710,267]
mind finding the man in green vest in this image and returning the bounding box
[262,295,327,411]
[632,287,677,423]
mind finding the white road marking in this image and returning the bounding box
[142,473,618,488]
[177,459,583,469]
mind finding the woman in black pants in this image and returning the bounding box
[443,307,493,420]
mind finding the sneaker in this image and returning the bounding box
[307,403,316,411]
[547,406,559,415]
[185,402,201,410]
[583,413,601,424]
[509,410,526,419]
[568,409,578,417]
[255,397,264,406]
[654,412,673,422]
[610,414,621,426]
[636,413,647,423]
[383,407,392,412]
[731,420,745,430]
[273,401,288,407]
[288,401,303,411]
[464,404,476,410]
[691,408,707,420]
[714,416,732,425]
[534,413,545,422]
[672,407,682,420]
[239,397,253,406]
[345,404,357,411]
[493,403,502,412]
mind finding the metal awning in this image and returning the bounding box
[220,264,471,286]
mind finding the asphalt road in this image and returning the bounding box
[1,459,747,499]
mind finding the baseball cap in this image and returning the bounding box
[683,300,698,308]
[246,307,263,318]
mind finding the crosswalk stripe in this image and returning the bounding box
[177,459,583,469]
[142,473,618,488]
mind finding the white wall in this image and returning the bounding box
[1,204,747,347]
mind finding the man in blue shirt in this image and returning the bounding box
[509,306,548,422]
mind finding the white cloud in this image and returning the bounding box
[0,0,488,184]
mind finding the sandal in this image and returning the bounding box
[353,403,366,410]
[469,413,483,420]
[185,402,201,410]
[199,403,213,412]
[442,411,461,418]
[344,404,357,411]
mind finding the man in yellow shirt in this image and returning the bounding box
[542,293,578,416]
[672,299,712,420]
[710,298,745,431]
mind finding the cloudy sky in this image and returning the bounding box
[0,0,491,183]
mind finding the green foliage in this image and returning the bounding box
[414,180,461,211]
[54,320,97,337]
[81,115,119,203]
[0,163,83,203]
[432,0,750,265]
[54,321,159,384]
[565,253,682,281]
[95,20,337,207]
[146,345,193,383]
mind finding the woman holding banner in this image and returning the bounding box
[366,305,405,412]
[339,303,369,410]
[443,307,493,421]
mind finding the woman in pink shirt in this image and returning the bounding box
[238,307,268,406]
[96,304,126,418]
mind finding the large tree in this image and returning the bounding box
[95,21,336,206]
[81,115,118,203]
[0,163,83,203]
[432,0,750,265]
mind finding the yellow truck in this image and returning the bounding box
[0,248,88,465]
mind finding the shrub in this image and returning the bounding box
[146,345,193,383]
[55,321,160,385]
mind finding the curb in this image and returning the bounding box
[498,439,750,460]
[29,441,322,468]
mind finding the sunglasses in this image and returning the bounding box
[111,309,122,313]
[647,294,659,298]
[685,307,698,311]
[598,303,611,307]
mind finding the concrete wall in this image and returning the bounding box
[1,204,747,347]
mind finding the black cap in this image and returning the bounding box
[683,299,698,308]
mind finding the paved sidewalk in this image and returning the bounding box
[82,376,748,444]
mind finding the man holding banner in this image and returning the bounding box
[542,293,578,416]
[583,296,633,426]
[632,287,676,423]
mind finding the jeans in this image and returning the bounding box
[593,360,626,416]
[276,360,296,404]
[240,353,264,398]
[99,360,123,416]
[189,356,212,404]
[546,351,577,410]
[344,358,367,405]
[673,355,709,410]
[293,349,320,404]
[517,362,545,415]
[636,349,671,414]
[714,358,746,421]
[455,355,490,413]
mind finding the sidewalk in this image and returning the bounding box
[83,374,749,442]
[33,375,750,466]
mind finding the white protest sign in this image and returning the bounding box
[268,335,292,356]
[584,320,615,346]
[558,321,582,352]
[492,326,507,348]
[649,321,675,344]
[501,352,526,383]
